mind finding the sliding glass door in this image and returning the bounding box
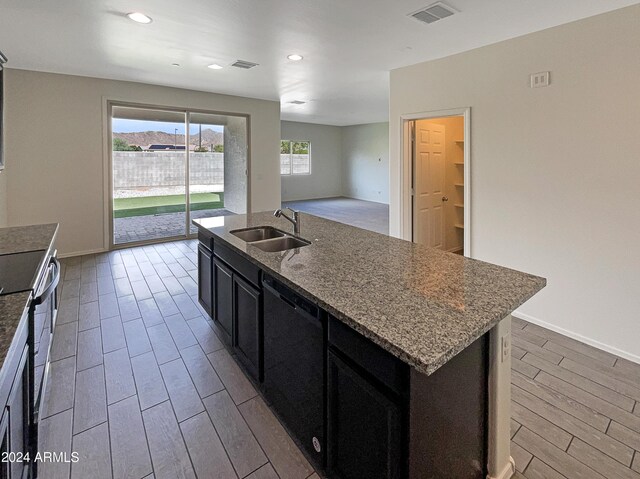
[188,112,228,235]
[111,105,246,246]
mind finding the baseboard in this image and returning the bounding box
[487,457,515,479]
[58,247,107,259]
[282,195,343,202]
[342,194,389,205]
[512,310,640,365]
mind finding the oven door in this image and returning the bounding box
[31,254,60,425]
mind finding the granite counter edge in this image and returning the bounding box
[195,223,543,376]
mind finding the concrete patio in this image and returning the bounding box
[114,208,232,244]
[114,197,389,245]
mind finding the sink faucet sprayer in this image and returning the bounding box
[274,207,300,235]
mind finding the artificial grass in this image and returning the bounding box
[114,192,224,218]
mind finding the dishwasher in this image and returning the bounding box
[262,274,325,468]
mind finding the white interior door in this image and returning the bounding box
[413,121,445,248]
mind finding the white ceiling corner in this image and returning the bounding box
[0,0,638,126]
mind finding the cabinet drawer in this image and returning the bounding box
[214,240,260,286]
[328,316,408,395]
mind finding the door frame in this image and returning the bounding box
[103,99,251,250]
[400,108,471,257]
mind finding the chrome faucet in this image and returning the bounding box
[274,207,300,235]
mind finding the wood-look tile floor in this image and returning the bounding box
[41,240,640,479]
[41,239,319,479]
[511,316,640,479]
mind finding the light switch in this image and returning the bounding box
[501,334,511,363]
[530,71,550,88]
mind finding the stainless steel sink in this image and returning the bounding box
[231,226,287,242]
[230,226,311,252]
[251,236,311,252]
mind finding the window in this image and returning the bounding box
[280,140,311,175]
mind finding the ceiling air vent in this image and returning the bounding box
[288,100,306,105]
[409,2,457,25]
[231,60,259,69]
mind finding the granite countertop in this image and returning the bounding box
[0,292,30,371]
[0,223,58,256]
[194,212,546,375]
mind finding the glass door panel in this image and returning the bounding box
[187,112,246,234]
[112,106,187,245]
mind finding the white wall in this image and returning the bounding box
[280,121,342,201]
[390,5,640,361]
[223,116,248,214]
[342,122,389,204]
[4,69,280,255]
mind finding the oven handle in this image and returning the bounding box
[33,257,61,306]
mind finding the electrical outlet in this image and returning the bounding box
[501,334,511,363]
[530,71,550,88]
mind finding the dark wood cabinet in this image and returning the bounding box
[213,257,234,344]
[0,411,9,479]
[7,346,29,479]
[0,309,31,479]
[197,244,213,317]
[232,275,262,381]
[327,350,403,479]
[196,234,489,479]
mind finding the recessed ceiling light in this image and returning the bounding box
[207,64,223,70]
[127,12,153,24]
[287,54,303,61]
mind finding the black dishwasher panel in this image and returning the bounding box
[262,275,325,468]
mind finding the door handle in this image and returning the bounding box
[442,196,449,202]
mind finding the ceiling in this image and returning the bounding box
[0,0,638,126]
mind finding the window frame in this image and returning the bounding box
[280,139,311,176]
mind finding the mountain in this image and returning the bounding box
[113,129,223,148]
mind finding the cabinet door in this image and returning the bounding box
[327,350,403,479]
[233,275,262,381]
[7,345,30,479]
[0,411,9,479]
[197,244,214,318]
[213,258,234,344]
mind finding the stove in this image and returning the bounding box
[0,250,46,296]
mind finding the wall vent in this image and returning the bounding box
[409,2,457,24]
[231,60,259,69]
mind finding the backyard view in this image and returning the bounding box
[280,140,311,175]
[112,107,230,244]
[113,192,225,218]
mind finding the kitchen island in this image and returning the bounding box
[194,212,545,479]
